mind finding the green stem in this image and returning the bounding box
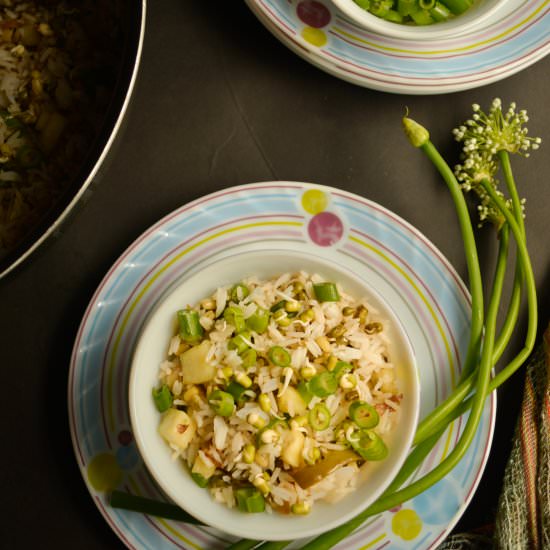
[227,541,262,550]
[299,208,506,550]
[419,179,538,441]
[421,142,484,380]
[499,150,525,238]
[479,179,538,361]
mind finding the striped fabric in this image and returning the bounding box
[439,323,550,549]
[494,324,550,548]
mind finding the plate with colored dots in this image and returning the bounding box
[69,182,495,549]
[244,0,550,94]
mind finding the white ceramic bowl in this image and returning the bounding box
[331,0,507,41]
[129,250,419,541]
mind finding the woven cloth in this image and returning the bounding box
[438,324,550,550]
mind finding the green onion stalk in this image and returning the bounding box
[229,99,540,550]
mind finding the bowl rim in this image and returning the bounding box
[330,0,509,40]
[128,249,420,540]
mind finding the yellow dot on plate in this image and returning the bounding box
[301,27,327,47]
[87,452,123,492]
[392,508,423,540]
[302,189,328,214]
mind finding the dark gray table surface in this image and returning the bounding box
[2,1,549,548]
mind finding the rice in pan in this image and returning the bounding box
[0,0,122,253]
[153,271,402,515]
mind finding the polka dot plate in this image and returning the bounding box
[69,182,495,549]
[244,0,550,94]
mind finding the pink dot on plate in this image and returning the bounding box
[308,212,344,246]
[297,1,331,28]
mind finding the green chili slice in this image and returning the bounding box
[313,282,340,302]
[309,403,331,431]
[246,307,270,333]
[208,390,235,417]
[152,385,173,412]
[268,345,291,367]
[224,306,246,333]
[231,283,250,302]
[308,372,337,397]
[351,430,388,461]
[349,400,379,429]
[177,309,204,344]
[226,380,248,405]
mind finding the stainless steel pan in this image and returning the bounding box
[0,0,146,279]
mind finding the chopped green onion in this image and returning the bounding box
[177,309,204,344]
[241,348,257,369]
[208,390,235,417]
[430,1,451,20]
[228,331,251,354]
[246,307,270,333]
[308,372,337,397]
[410,9,434,24]
[354,0,370,9]
[268,345,291,367]
[397,0,419,15]
[152,385,173,412]
[439,0,471,14]
[350,430,388,461]
[383,9,404,23]
[309,403,331,431]
[224,306,246,333]
[235,488,265,513]
[333,361,352,379]
[226,380,248,405]
[297,380,314,404]
[231,283,250,302]
[419,0,436,8]
[313,282,340,302]
[109,491,202,524]
[349,400,379,429]
[270,300,286,312]
[191,472,209,488]
[369,0,393,17]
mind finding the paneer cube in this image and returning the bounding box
[158,408,196,450]
[277,386,307,417]
[179,340,216,384]
[281,429,305,468]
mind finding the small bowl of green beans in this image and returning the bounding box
[331,0,507,40]
[129,249,419,541]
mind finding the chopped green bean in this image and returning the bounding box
[246,307,270,333]
[224,306,246,333]
[152,385,173,412]
[308,372,337,397]
[313,282,340,302]
[350,430,388,461]
[208,390,235,417]
[177,309,203,343]
[231,283,250,302]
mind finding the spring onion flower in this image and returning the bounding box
[453,99,541,227]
